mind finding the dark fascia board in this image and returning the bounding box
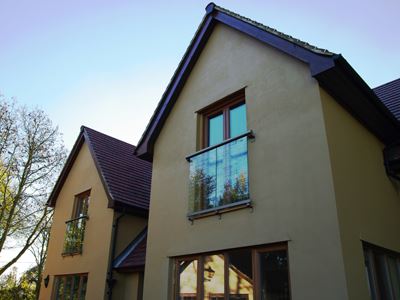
[134,3,336,161]
[315,55,400,145]
[135,3,400,161]
[81,128,116,209]
[113,227,147,270]
[47,128,85,207]
[47,126,116,208]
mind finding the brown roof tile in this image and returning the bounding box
[374,78,400,121]
[48,126,152,213]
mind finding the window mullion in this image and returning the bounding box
[199,256,204,300]
[224,252,229,300]
[252,249,260,300]
[223,108,230,140]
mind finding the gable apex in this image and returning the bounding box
[47,126,152,216]
[135,4,400,161]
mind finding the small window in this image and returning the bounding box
[364,242,400,300]
[63,191,90,255]
[174,244,290,300]
[52,273,88,300]
[72,190,90,219]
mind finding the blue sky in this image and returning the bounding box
[1,0,399,152]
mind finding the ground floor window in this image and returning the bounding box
[52,273,88,300]
[174,243,290,300]
[364,242,400,300]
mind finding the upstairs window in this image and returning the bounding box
[203,92,247,148]
[187,90,252,219]
[63,191,90,255]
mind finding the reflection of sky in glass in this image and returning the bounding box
[209,114,224,146]
[230,104,247,138]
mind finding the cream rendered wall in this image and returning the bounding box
[113,273,142,300]
[111,214,147,300]
[114,213,147,257]
[143,24,348,299]
[320,88,400,300]
[40,142,114,300]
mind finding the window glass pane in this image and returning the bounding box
[179,259,198,299]
[204,255,225,300]
[388,257,400,299]
[79,275,88,300]
[375,254,393,300]
[259,250,290,300]
[228,249,253,300]
[364,249,378,300]
[189,149,217,212]
[64,276,72,300]
[216,137,249,207]
[229,104,246,138]
[208,114,224,146]
[55,277,64,300]
[72,275,80,300]
[75,194,89,218]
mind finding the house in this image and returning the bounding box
[135,3,400,300]
[39,126,151,300]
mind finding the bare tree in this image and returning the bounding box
[0,96,67,275]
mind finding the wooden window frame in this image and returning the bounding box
[363,241,400,300]
[199,90,246,149]
[51,273,88,300]
[71,190,90,219]
[173,243,290,300]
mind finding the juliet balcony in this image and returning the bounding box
[62,216,88,255]
[186,131,253,220]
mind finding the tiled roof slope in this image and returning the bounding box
[374,78,400,121]
[48,126,152,212]
[83,127,152,210]
[114,228,147,271]
[213,4,334,56]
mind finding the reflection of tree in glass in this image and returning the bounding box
[63,218,86,254]
[220,172,248,206]
[189,168,216,211]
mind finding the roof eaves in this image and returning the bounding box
[113,227,147,269]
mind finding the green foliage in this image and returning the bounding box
[189,168,216,211]
[220,172,248,206]
[0,267,35,300]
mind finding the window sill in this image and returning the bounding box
[61,251,82,257]
[187,199,252,222]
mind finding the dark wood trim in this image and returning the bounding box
[71,190,90,219]
[200,89,246,148]
[173,242,289,300]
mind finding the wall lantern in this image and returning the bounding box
[44,275,50,288]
